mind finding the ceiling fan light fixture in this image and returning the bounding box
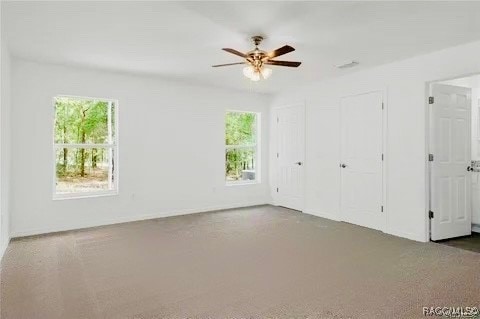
[260,67,272,80]
[243,65,255,78]
[243,65,272,81]
[250,71,261,82]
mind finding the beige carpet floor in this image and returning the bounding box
[0,205,479,319]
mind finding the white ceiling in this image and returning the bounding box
[4,1,480,94]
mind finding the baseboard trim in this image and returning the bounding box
[11,201,269,238]
[385,227,427,242]
[472,224,480,233]
[0,237,11,261]
[303,209,340,221]
[303,209,426,242]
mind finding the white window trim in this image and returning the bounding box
[52,95,119,200]
[225,110,261,186]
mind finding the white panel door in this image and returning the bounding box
[430,84,472,241]
[276,104,305,211]
[340,92,384,231]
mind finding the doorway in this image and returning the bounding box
[428,76,480,242]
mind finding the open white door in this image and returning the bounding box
[430,84,472,241]
[275,104,305,211]
[340,92,384,231]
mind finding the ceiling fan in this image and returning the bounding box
[212,36,301,81]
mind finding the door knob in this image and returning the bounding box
[341,163,347,168]
[467,166,472,171]
[295,162,303,166]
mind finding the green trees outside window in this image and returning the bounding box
[54,96,117,196]
[225,111,258,182]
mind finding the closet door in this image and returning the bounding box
[275,104,305,211]
[340,91,384,231]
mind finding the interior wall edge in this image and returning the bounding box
[10,201,270,238]
[11,55,275,100]
[0,9,13,261]
[0,237,9,261]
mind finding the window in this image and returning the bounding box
[53,96,118,199]
[225,111,260,184]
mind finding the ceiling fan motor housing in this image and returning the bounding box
[252,35,264,46]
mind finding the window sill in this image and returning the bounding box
[53,190,118,201]
[226,181,260,187]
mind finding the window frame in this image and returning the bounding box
[225,110,261,186]
[52,95,119,200]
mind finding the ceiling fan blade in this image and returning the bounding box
[265,60,301,67]
[212,62,246,67]
[222,48,248,58]
[267,45,295,58]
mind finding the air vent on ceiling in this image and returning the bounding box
[335,60,359,69]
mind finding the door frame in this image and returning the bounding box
[339,90,388,232]
[272,102,306,212]
[425,74,479,241]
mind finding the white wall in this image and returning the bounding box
[0,1,12,259]
[271,40,480,242]
[0,46,11,256]
[10,59,271,237]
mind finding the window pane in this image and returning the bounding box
[55,147,115,194]
[225,148,256,182]
[54,97,114,144]
[225,112,256,146]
